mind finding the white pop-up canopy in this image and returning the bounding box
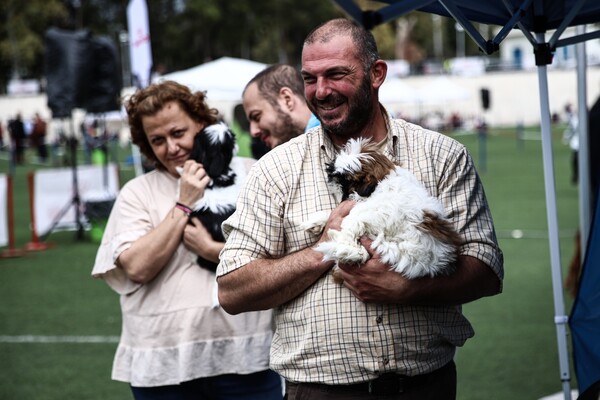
[157,56,268,102]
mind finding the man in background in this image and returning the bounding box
[8,113,26,165]
[242,64,319,158]
[30,113,48,163]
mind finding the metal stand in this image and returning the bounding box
[39,118,85,242]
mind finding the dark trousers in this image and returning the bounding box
[131,369,283,400]
[285,361,456,400]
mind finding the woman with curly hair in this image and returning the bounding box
[92,81,281,400]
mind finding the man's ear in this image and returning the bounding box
[279,87,296,112]
[371,60,387,90]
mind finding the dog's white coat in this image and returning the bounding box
[303,139,457,279]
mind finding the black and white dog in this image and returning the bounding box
[303,138,460,279]
[179,122,244,272]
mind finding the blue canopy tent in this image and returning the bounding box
[571,186,600,399]
[331,1,600,399]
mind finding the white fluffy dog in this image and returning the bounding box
[303,138,460,279]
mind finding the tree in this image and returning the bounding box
[2,0,471,94]
[0,0,68,91]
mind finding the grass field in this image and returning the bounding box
[0,124,581,399]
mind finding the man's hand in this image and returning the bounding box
[334,236,412,304]
[335,236,501,306]
[316,200,355,245]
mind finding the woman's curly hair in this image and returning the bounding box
[124,80,219,170]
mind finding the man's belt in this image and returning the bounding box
[358,361,454,395]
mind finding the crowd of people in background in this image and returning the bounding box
[1,112,47,165]
[0,112,120,167]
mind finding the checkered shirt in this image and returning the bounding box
[219,113,504,385]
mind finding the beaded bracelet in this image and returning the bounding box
[175,202,193,217]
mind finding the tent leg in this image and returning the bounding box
[536,33,572,400]
[576,25,591,252]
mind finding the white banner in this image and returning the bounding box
[127,0,153,88]
[0,174,7,247]
[33,164,120,236]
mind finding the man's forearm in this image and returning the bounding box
[397,255,502,306]
[218,247,333,314]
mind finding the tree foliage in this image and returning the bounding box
[0,0,486,94]
[0,0,69,84]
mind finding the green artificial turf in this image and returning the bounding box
[0,124,581,399]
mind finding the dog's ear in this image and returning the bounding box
[189,132,208,164]
[352,178,378,198]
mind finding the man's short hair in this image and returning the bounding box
[245,64,305,108]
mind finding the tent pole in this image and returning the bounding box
[536,32,572,400]
[576,25,591,254]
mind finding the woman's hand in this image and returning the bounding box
[178,160,211,207]
[183,217,223,264]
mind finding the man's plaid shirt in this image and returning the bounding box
[219,112,503,385]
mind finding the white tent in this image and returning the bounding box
[379,77,419,104]
[417,76,471,104]
[157,57,268,102]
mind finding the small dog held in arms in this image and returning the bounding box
[302,138,461,279]
[177,122,244,272]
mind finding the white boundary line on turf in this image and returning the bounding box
[0,335,120,343]
[496,229,576,239]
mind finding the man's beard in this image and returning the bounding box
[272,109,305,146]
[311,75,375,139]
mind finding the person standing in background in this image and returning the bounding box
[8,113,26,165]
[242,64,319,158]
[30,113,48,163]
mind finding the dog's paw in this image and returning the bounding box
[314,229,368,265]
[331,243,369,264]
[300,210,331,235]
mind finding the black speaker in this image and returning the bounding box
[45,28,93,118]
[481,88,491,110]
[83,36,122,113]
[45,28,122,117]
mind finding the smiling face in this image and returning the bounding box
[142,101,204,177]
[242,82,305,149]
[301,35,378,144]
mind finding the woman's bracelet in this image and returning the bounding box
[175,202,193,217]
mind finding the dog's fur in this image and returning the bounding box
[302,138,461,279]
[179,122,242,272]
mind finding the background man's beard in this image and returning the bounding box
[274,109,305,145]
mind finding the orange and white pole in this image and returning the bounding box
[24,172,52,251]
[0,175,26,258]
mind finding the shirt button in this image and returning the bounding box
[376,316,383,323]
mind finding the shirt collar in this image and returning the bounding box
[318,104,398,159]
